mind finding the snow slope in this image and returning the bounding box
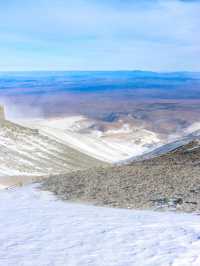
[18,116,162,163]
[0,120,104,176]
[1,185,200,266]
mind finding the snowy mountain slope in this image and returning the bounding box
[17,116,162,163]
[125,129,200,163]
[0,184,200,266]
[0,119,105,176]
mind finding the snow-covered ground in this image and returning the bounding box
[1,185,200,266]
[0,119,104,176]
[17,116,162,163]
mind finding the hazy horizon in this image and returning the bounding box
[0,69,200,74]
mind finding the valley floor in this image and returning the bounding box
[1,185,200,266]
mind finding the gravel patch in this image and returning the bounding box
[42,140,200,212]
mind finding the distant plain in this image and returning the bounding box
[1,71,200,137]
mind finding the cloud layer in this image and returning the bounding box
[0,0,199,71]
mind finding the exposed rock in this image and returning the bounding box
[42,139,200,212]
[0,105,5,121]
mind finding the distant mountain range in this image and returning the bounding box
[0,70,200,96]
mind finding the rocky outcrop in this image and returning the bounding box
[42,139,200,212]
[0,105,5,121]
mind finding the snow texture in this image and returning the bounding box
[18,116,161,163]
[1,185,200,266]
[0,120,103,176]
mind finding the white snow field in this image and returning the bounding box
[0,119,104,176]
[17,116,162,163]
[1,185,200,266]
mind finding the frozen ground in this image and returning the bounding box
[14,116,200,164]
[1,185,200,266]
[0,119,104,176]
[18,116,162,163]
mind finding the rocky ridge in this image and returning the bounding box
[42,138,200,212]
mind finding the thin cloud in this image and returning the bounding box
[0,0,199,71]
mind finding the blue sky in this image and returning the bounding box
[0,0,199,71]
